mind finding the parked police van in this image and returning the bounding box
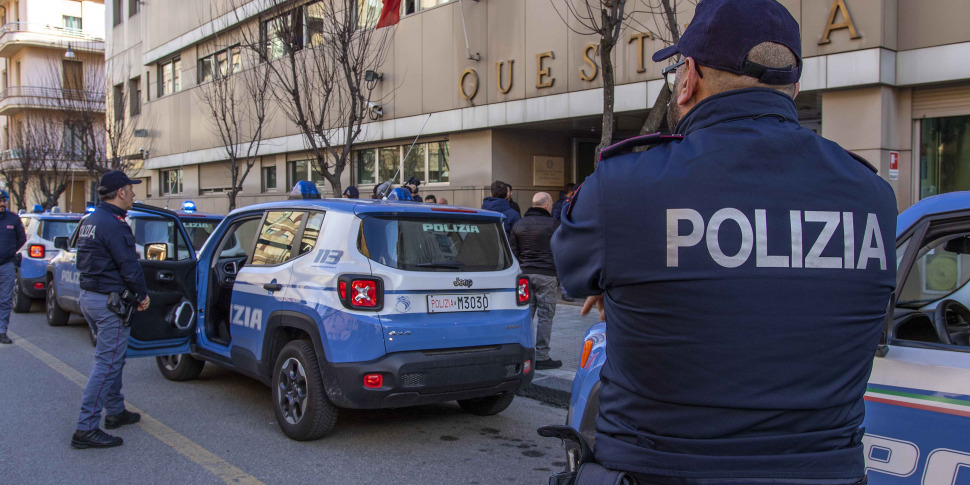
[566,191,970,483]
[13,209,82,313]
[51,190,534,440]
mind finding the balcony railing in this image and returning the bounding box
[0,85,105,115]
[0,21,104,42]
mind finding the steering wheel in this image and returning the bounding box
[933,299,970,346]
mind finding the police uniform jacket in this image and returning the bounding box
[552,88,897,479]
[0,210,26,265]
[77,202,149,301]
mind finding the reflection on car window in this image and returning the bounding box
[299,212,325,255]
[41,220,79,240]
[182,219,219,251]
[216,217,261,261]
[897,234,970,308]
[252,211,306,266]
[129,216,193,261]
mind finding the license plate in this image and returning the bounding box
[427,294,490,313]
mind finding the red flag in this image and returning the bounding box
[376,0,402,29]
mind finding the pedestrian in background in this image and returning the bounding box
[505,183,521,216]
[510,192,561,370]
[405,176,421,200]
[481,180,521,236]
[552,183,576,221]
[342,186,359,199]
[437,197,449,205]
[0,189,26,344]
[71,171,151,449]
[553,0,896,481]
[424,194,437,204]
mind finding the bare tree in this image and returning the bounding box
[233,0,392,196]
[196,30,274,210]
[0,115,46,212]
[553,0,689,162]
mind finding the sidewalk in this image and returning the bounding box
[516,300,600,409]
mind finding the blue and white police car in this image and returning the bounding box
[49,187,534,440]
[12,208,82,313]
[566,191,970,483]
[46,202,223,344]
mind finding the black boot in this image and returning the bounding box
[71,429,123,449]
[0,333,12,344]
[105,410,141,429]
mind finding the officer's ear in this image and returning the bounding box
[677,57,702,107]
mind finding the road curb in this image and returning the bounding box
[517,369,574,409]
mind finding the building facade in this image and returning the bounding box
[0,0,105,213]
[107,0,970,214]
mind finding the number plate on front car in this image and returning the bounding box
[427,294,490,313]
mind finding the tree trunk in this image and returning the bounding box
[638,87,672,142]
[227,188,238,211]
[597,39,616,168]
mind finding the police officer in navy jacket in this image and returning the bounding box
[71,171,150,449]
[0,190,26,344]
[552,0,897,482]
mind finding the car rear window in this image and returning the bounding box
[41,220,79,241]
[181,218,220,251]
[358,216,512,272]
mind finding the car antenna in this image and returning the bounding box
[380,114,432,200]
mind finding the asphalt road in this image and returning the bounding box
[0,307,567,485]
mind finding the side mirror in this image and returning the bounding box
[53,237,69,250]
[145,242,170,261]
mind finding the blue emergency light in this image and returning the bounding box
[32,204,43,213]
[182,200,197,213]
[85,204,96,213]
[289,181,321,200]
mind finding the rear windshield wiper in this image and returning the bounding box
[415,261,464,269]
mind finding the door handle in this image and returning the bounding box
[157,271,174,282]
[263,283,283,292]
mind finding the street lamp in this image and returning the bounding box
[64,43,76,59]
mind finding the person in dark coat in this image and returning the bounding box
[552,183,576,221]
[0,189,26,344]
[552,0,896,481]
[481,180,521,236]
[505,183,521,216]
[510,192,561,369]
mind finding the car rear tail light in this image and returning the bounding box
[363,373,383,389]
[28,245,45,258]
[523,359,532,374]
[34,282,45,290]
[580,340,594,369]
[337,275,384,311]
[516,276,530,305]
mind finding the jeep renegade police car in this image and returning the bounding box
[566,191,970,483]
[13,210,82,313]
[53,195,534,440]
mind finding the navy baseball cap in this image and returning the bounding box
[652,0,801,85]
[343,186,360,198]
[99,170,142,193]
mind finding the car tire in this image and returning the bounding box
[46,277,70,327]
[457,392,516,416]
[156,354,206,381]
[12,276,33,313]
[272,339,337,441]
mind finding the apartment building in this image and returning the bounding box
[0,0,105,212]
[108,0,970,214]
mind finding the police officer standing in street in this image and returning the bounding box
[0,189,26,344]
[70,171,150,449]
[553,0,896,482]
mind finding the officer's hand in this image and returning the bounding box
[137,296,150,312]
[581,295,605,322]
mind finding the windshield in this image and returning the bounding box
[180,218,220,251]
[358,216,512,272]
[41,220,79,241]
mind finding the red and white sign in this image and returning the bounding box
[889,151,899,181]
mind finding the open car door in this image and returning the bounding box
[126,203,198,358]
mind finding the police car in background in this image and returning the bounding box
[12,207,82,313]
[46,202,222,345]
[566,191,970,483]
[50,184,534,440]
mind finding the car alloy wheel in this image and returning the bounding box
[277,357,308,425]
